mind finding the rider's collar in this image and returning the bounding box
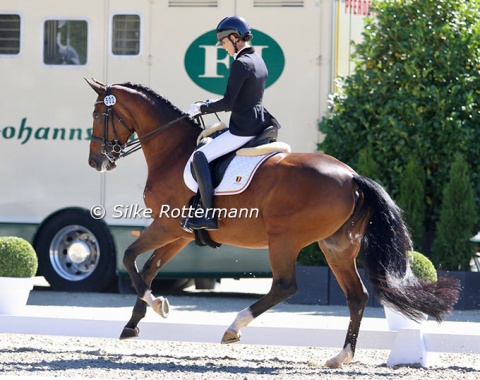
[234,45,252,59]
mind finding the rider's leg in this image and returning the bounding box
[187,131,254,230]
[188,150,217,230]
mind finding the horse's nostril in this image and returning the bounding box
[88,159,97,168]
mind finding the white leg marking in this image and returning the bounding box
[141,289,155,307]
[141,289,170,318]
[227,308,254,335]
[325,344,354,369]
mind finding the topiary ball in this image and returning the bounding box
[0,237,38,278]
[408,250,437,282]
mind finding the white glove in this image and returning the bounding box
[188,102,203,117]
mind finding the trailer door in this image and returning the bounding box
[237,1,328,153]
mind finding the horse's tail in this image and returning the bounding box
[353,175,460,322]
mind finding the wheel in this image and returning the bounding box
[34,208,116,292]
[195,278,218,290]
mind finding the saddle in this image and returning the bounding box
[194,123,281,188]
[185,120,289,249]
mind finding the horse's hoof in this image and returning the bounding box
[119,327,139,340]
[325,358,343,369]
[221,329,241,344]
[152,296,170,318]
[325,346,353,368]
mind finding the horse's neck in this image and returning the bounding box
[139,116,198,173]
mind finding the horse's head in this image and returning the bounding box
[86,78,136,172]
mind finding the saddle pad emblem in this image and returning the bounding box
[183,153,278,196]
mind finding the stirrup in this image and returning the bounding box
[188,217,218,231]
[180,219,193,233]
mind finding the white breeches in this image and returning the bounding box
[191,130,255,163]
[183,130,255,190]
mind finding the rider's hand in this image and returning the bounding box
[188,102,204,117]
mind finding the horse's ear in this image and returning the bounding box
[85,78,106,95]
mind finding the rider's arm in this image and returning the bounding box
[200,59,249,114]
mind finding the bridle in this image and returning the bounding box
[90,86,190,164]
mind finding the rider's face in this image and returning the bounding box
[220,37,237,57]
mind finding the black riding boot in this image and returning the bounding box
[188,151,218,230]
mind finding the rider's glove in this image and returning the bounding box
[188,102,204,117]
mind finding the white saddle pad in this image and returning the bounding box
[184,152,278,196]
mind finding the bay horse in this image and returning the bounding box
[86,79,459,368]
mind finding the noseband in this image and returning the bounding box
[90,86,190,164]
[90,86,135,163]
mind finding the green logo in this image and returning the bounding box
[185,29,285,95]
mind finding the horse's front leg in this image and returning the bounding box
[120,249,170,340]
[222,241,298,344]
[121,232,189,339]
[122,220,181,297]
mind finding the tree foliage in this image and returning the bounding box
[319,0,480,232]
[431,154,478,270]
[397,156,426,250]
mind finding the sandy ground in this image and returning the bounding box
[1,333,479,380]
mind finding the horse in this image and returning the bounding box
[86,79,460,368]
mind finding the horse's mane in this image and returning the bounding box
[120,82,188,116]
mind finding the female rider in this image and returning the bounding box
[186,15,275,231]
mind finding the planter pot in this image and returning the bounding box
[438,270,480,310]
[286,266,329,305]
[0,277,34,314]
[384,306,427,331]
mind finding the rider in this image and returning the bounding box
[186,16,276,231]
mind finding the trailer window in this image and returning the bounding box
[112,15,140,56]
[43,20,87,65]
[168,0,218,6]
[0,14,21,55]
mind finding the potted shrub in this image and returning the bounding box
[0,236,38,314]
[384,250,436,331]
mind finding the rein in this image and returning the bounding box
[91,86,190,163]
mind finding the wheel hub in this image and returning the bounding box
[67,241,90,264]
[49,225,100,281]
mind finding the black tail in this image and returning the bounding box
[353,175,460,322]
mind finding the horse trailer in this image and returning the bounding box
[0,0,368,292]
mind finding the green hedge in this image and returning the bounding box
[319,0,480,235]
[432,154,478,270]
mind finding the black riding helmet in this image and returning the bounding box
[216,16,253,47]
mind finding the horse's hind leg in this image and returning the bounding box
[221,239,298,344]
[319,236,367,369]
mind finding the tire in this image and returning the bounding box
[194,278,218,290]
[34,208,116,292]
